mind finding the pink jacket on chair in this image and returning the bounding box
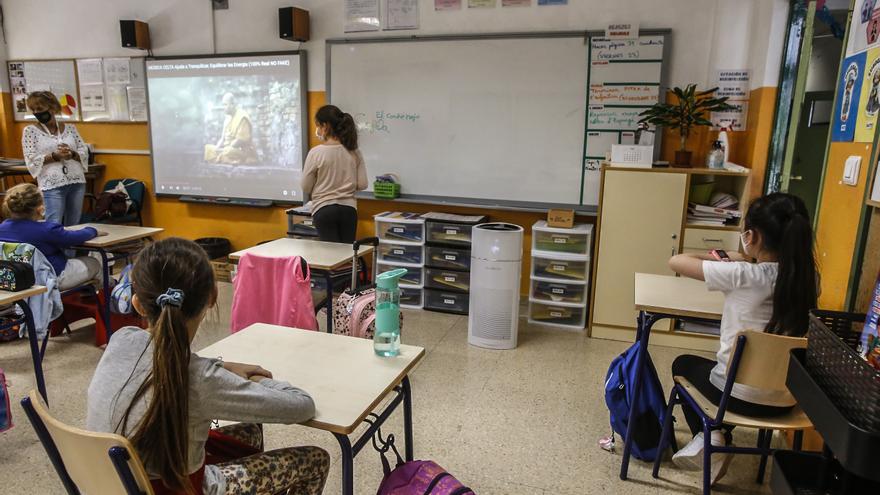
[230,253,318,333]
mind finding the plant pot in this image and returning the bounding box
[674,150,693,168]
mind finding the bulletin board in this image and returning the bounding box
[8,59,80,121]
[582,34,669,205]
[76,57,148,122]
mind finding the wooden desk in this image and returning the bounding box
[619,273,724,481]
[198,324,425,495]
[230,238,372,271]
[230,238,374,333]
[70,224,163,336]
[0,285,50,402]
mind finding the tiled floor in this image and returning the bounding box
[0,283,776,494]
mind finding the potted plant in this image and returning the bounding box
[638,84,734,167]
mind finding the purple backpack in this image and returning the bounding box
[376,434,474,495]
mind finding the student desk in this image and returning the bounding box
[0,285,49,402]
[71,224,163,335]
[229,238,374,333]
[197,323,425,495]
[619,273,725,481]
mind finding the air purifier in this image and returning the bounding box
[468,223,524,349]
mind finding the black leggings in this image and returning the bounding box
[671,354,793,439]
[313,204,358,243]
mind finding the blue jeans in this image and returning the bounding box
[43,183,86,226]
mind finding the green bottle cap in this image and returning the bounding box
[377,268,408,289]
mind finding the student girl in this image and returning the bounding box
[0,183,104,291]
[86,238,330,495]
[302,105,368,243]
[666,193,818,484]
[22,91,91,226]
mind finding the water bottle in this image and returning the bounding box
[374,268,407,357]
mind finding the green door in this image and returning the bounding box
[787,90,834,222]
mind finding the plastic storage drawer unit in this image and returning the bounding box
[400,286,424,309]
[424,289,469,315]
[375,212,425,244]
[531,254,589,282]
[376,261,424,287]
[532,221,593,256]
[425,245,471,271]
[426,221,474,246]
[378,242,425,265]
[425,267,470,293]
[528,301,586,329]
[530,279,587,305]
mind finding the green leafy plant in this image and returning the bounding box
[638,84,735,152]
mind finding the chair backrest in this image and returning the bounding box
[22,390,154,495]
[727,331,808,392]
[105,179,146,210]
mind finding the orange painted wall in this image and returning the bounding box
[660,86,777,200]
[815,141,873,310]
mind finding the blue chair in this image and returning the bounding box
[652,331,812,494]
[81,179,146,226]
[21,390,154,495]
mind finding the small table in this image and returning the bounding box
[0,286,49,402]
[229,238,374,332]
[619,273,725,481]
[0,163,106,196]
[197,324,425,495]
[71,224,164,335]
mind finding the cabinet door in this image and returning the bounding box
[592,170,687,328]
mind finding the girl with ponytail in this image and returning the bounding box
[302,104,368,243]
[665,193,819,484]
[87,238,329,494]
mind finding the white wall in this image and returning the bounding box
[1,0,788,91]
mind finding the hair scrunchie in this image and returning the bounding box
[156,288,185,309]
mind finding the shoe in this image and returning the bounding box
[672,430,727,471]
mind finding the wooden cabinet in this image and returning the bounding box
[589,166,750,351]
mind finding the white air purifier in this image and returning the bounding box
[468,223,524,350]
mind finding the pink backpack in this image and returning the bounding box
[375,433,473,495]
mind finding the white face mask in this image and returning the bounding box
[740,230,752,256]
[315,128,323,141]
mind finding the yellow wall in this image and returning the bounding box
[815,142,873,310]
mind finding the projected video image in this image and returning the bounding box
[147,54,304,202]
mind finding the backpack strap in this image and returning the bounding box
[423,472,451,494]
[449,487,474,495]
[357,314,376,339]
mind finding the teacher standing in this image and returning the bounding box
[21,91,90,226]
[302,105,367,243]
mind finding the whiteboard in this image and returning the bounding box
[329,35,588,206]
[8,60,80,121]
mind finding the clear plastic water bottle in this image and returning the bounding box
[374,268,407,357]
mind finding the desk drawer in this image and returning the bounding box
[682,229,741,253]
[425,267,470,293]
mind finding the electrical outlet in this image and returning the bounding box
[843,156,861,186]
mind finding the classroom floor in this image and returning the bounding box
[0,282,776,494]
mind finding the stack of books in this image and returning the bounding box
[687,193,741,227]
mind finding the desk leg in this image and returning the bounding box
[620,311,659,481]
[402,376,414,462]
[17,300,48,403]
[333,433,355,495]
[325,270,334,334]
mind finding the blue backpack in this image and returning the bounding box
[604,341,668,461]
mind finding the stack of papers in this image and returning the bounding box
[687,193,741,227]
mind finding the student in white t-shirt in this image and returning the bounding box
[666,193,818,484]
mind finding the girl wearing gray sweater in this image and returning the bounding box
[86,238,329,495]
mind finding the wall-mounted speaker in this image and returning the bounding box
[279,7,309,42]
[120,20,150,50]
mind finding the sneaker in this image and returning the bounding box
[672,430,727,471]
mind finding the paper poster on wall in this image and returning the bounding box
[127,87,147,121]
[711,101,748,132]
[833,52,867,142]
[848,0,880,57]
[80,86,106,112]
[76,58,104,85]
[468,0,496,7]
[104,58,131,85]
[386,0,419,30]
[502,0,531,6]
[434,0,461,9]
[345,0,380,32]
[714,69,750,99]
[857,47,880,142]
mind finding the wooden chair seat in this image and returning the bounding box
[675,377,813,430]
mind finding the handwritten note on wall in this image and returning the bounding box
[589,85,658,105]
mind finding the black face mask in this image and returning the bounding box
[33,111,52,124]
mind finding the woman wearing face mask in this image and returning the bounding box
[21,91,90,226]
[301,105,368,243]
[665,193,819,485]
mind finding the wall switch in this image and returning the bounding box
[843,155,861,186]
